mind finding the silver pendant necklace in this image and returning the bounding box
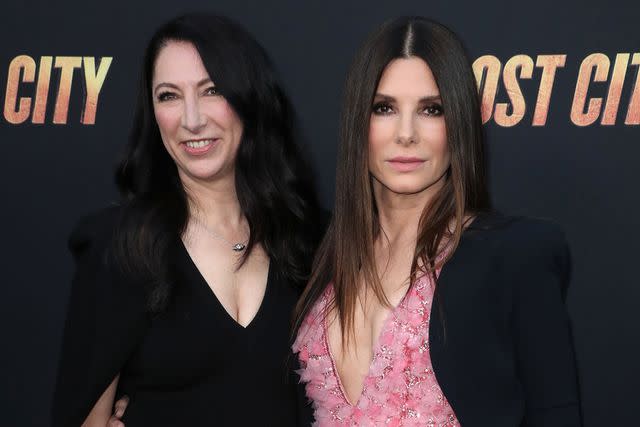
[191,217,248,252]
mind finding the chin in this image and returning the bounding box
[181,163,228,182]
[380,177,434,195]
[393,187,431,196]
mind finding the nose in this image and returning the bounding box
[181,94,206,133]
[396,111,416,145]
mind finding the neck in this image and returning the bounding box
[373,181,443,248]
[179,171,244,228]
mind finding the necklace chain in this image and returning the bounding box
[191,217,249,252]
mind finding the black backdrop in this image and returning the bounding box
[1,0,638,425]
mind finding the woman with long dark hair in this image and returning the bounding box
[293,17,581,426]
[53,13,320,426]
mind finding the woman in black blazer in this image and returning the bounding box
[428,212,579,425]
[292,16,581,426]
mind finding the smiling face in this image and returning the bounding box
[368,57,450,201]
[152,41,243,185]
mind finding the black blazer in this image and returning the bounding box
[428,213,581,426]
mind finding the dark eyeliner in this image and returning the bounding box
[423,103,443,116]
[204,86,218,96]
[372,102,393,115]
[157,91,175,102]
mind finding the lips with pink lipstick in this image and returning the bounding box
[182,138,219,155]
[386,156,426,172]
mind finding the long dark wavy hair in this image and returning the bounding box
[113,13,321,312]
[294,16,491,344]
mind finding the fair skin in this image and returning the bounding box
[326,57,450,405]
[84,41,269,426]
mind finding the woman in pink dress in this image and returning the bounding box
[292,17,581,427]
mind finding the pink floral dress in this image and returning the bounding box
[292,272,459,426]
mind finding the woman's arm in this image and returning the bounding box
[505,220,582,426]
[52,208,148,427]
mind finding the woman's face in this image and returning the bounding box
[152,41,243,185]
[368,57,449,200]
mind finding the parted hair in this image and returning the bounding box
[293,16,490,344]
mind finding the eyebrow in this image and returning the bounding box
[153,78,213,94]
[373,93,442,102]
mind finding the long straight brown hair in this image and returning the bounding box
[294,17,490,345]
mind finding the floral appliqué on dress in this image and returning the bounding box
[293,272,459,427]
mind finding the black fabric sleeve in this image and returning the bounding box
[51,208,149,427]
[504,220,582,426]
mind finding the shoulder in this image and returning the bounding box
[68,204,123,260]
[467,211,568,256]
[66,204,151,310]
[466,211,571,294]
[465,211,571,277]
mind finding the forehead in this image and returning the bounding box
[152,41,210,85]
[376,57,439,96]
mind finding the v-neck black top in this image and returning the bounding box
[52,207,312,426]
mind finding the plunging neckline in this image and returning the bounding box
[323,283,414,407]
[178,239,272,330]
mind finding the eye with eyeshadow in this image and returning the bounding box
[157,91,178,102]
[372,102,394,115]
[203,86,219,96]
[422,103,443,117]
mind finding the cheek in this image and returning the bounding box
[368,118,394,163]
[227,110,244,139]
[207,100,243,133]
[436,130,450,168]
[419,120,449,165]
[433,134,449,166]
[154,105,180,138]
[219,102,237,122]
